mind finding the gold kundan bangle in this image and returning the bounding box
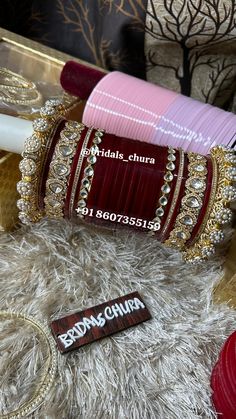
[187,155,218,247]
[17,99,66,224]
[68,126,93,217]
[184,146,236,263]
[44,122,85,218]
[0,311,57,419]
[165,152,207,249]
[76,128,104,216]
[160,148,185,241]
[150,147,176,235]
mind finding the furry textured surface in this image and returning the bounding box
[0,219,236,419]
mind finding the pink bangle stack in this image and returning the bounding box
[82,71,236,155]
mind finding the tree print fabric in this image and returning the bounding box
[0,0,147,80]
[145,0,236,110]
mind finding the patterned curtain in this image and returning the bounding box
[145,0,236,110]
[0,0,147,80]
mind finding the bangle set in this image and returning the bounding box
[165,153,207,249]
[17,100,236,263]
[45,122,85,218]
[150,147,176,235]
[17,99,66,224]
[0,311,57,419]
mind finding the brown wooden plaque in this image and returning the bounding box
[50,292,151,353]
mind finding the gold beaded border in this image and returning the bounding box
[183,146,236,263]
[68,126,93,218]
[76,128,104,217]
[160,148,185,241]
[17,99,66,224]
[150,147,177,235]
[44,122,85,218]
[165,152,207,249]
[0,311,57,419]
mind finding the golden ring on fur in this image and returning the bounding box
[0,311,57,419]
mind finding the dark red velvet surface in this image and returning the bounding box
[60,61,106,99]
[83,134,170,233]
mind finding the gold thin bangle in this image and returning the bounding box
[0,311,57,419]
[75,128,104,217]
[149,147,177,235]
[160,148,185,241]
[0,67,42,105]
[69,126,94,217]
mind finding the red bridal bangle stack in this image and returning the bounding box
[211,331,236,418]
[17,102,236,263]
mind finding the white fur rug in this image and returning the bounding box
[0,219,236,419]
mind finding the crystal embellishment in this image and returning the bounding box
[166,162,175,171]
[49,183,64,194]
[62,130,78,141]
[65,121,82,130]
[46,98,63,107]
[24,135,41,153]
[159,196,168,206]
[17,199,31,211]
[180,215,194,226]
[33,118,49,132]
[222,185,236,201]
[226,167,236,181]
[59,145,73,157]
[84,166,94,177]
[88,155,97,164]
[215,208,232,224]
[185,196,200,208]
[161,184,171,194]
[40,106,56,117]
[53,163,68,176]
[19,158,36,176]
[17,181,32,196]
[82,178,90,189]
[164,172,174,182]
[77,199,86,208]
[190,178,205,190]
[156,207,164,217]
[192,164,205,172]
[80,189,88,199]
[210,230,225,244]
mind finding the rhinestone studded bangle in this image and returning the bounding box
[44,122,85,218]
[160,149,185,241]
[17,99,66,224]
[0,311,57,419]
[165,152,207,249]
[150,147,176,234]
[183,146,236,263]
[68,126,94,218]
[76,128,104,216]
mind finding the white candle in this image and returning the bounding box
[0,114,32,154]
